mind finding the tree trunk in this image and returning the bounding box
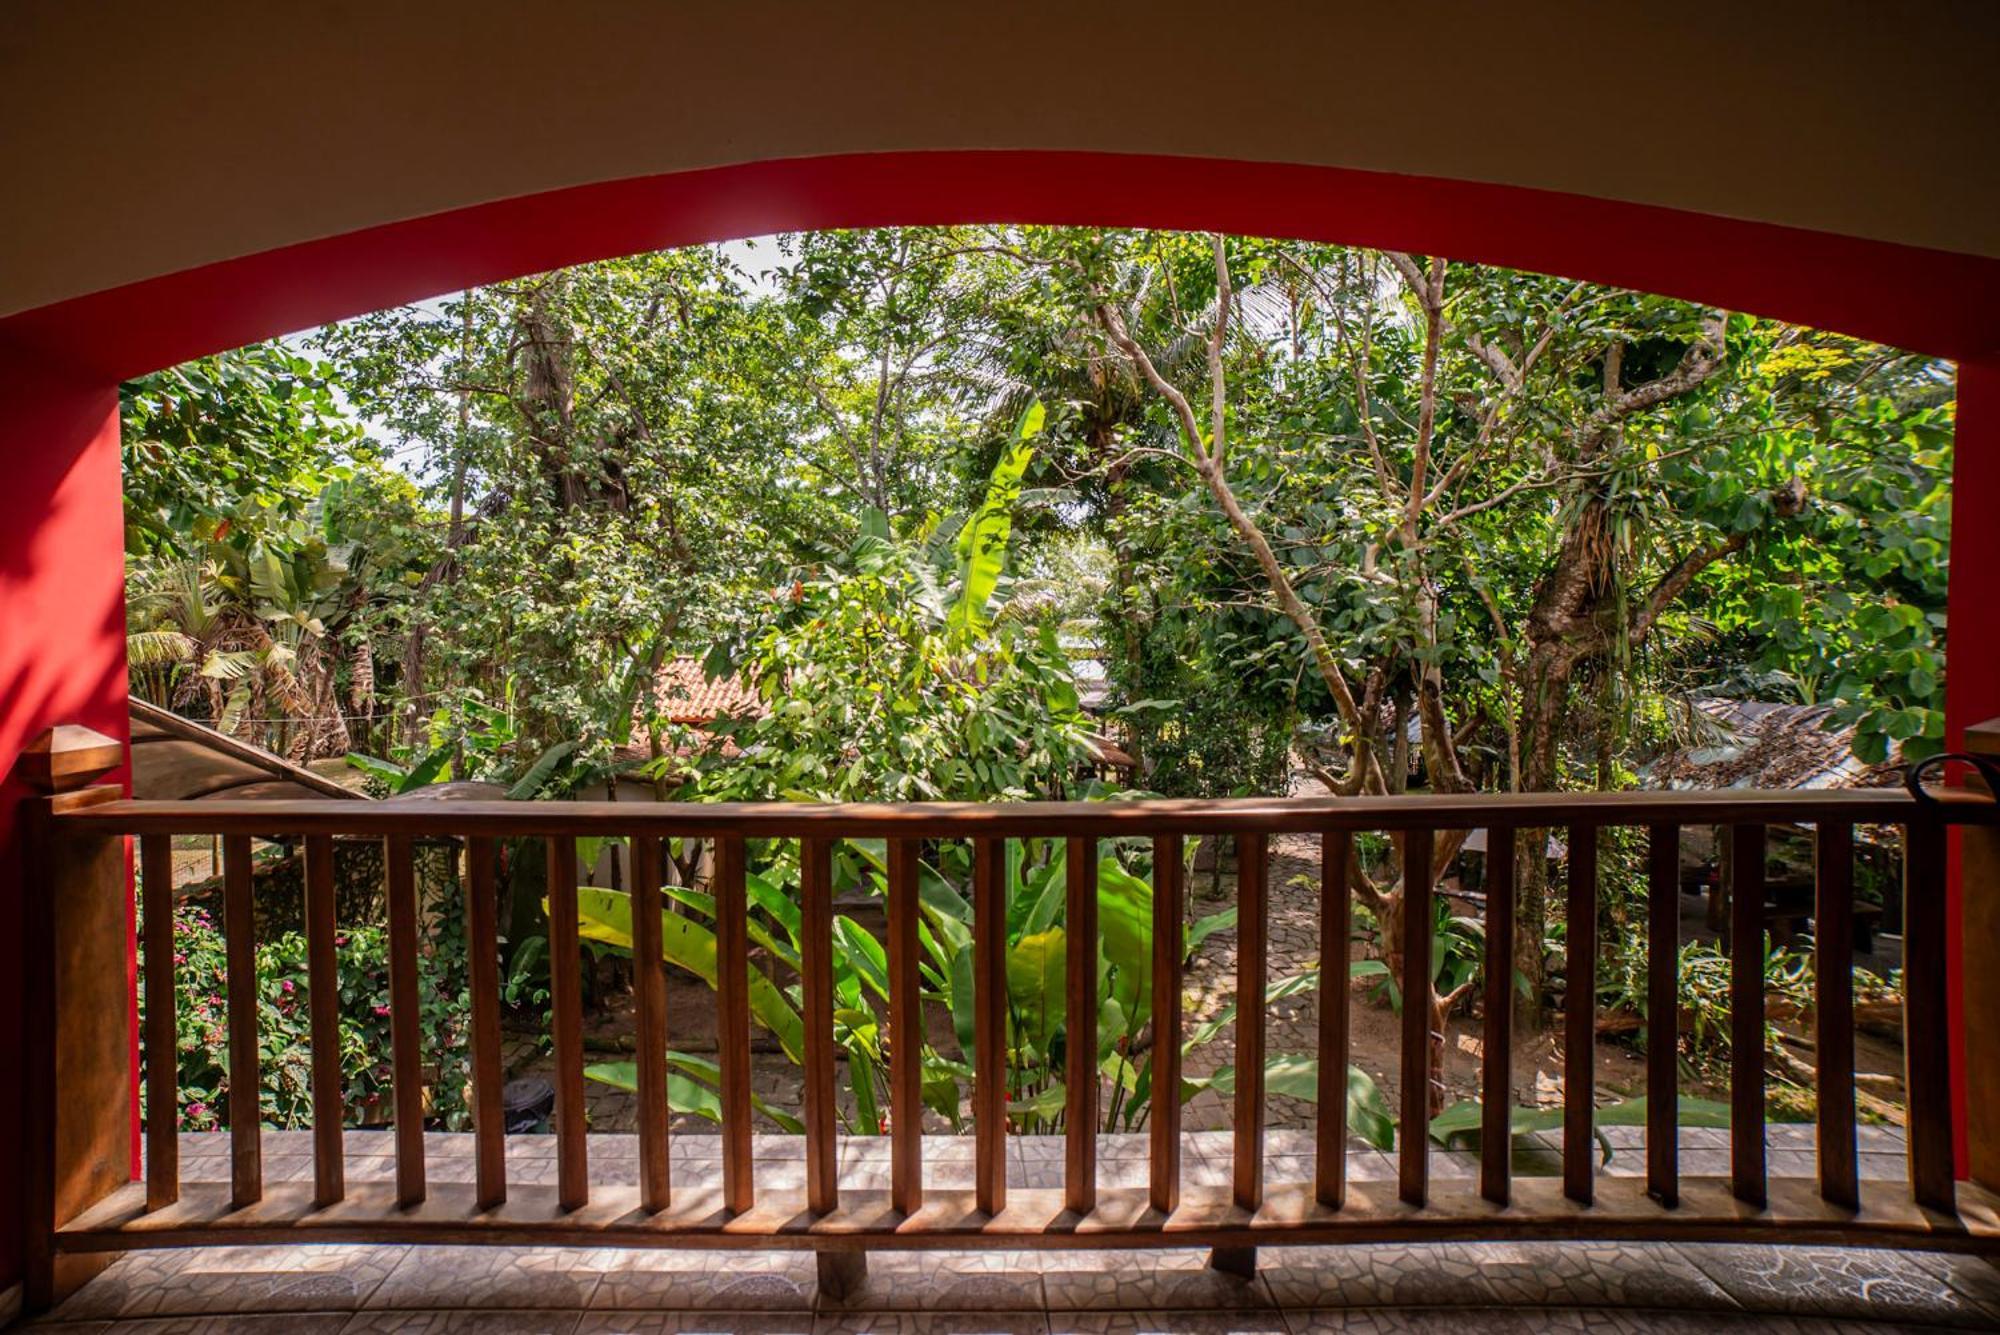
[1513,635,1577,1026]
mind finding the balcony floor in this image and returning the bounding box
[25,1129,2000,1333]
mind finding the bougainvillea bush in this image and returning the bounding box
[141,900,472,1131]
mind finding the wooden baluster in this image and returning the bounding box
[1399,830,1433,1207]
[1318,831,1353,1210]
[1730,822,1767,1208]
[1209,833,1269,1280]
[1564,822,1597,1205]
[1814,822,1858,1211]
[547,835,587,1210]
[973,836,1009,1215]
[304,835,344,1207]
[141,834,178,1210]
[1235,833,1269,1211]
[714,834,754,1213]
[1480,826,1516,1207]
[19,727,132,1311]
[1065,836,1099,1215]
[386,833,425,1208]
[1150,834,1184,1214]
[1646,823,1679,1208]
[801,835,838,1215]
[887,838,924,1214]
[465,836,506,1210]
[631,836,671,1212]
[223,833,262,1209]
[1904,814,1955,1213]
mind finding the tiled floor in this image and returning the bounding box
[22,1129,1994,1334]
[22,1237,2000,1334]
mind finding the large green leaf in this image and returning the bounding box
[1007,927,1067,1050]
[947,401,1040,637]
[1096,856,1154,1020]
[1187,907,1237,954]
[1199,1056,1394,1151]
[1184,971,1321,1049]
[506,740,579,799]
[571,887,805,1062]
[833,915,891,1002]
[1019,842,1068,937]
[1424,1095,1730,1165]
[948,938,978,1060]
[583,1055,805,1133]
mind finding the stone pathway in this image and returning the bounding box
[143,1123,1915,1194]
[22,1128,1991,1333]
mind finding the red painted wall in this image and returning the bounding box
[0,348,129,1291]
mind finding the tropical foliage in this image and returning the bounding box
[123,225,1955,1139]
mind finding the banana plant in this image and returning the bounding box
[576,832,1411,1142]
[571,885,805,1064]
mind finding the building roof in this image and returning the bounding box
[613,658,764,768]
[1642,699,1900,792]
[129,697,366,801]
[648,657,764,727]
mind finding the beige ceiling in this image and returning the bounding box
[4,2,1997,319]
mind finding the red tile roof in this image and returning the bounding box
[649,657,765,726]
[616,659,763,770]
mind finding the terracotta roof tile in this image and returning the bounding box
[649,657,765,725]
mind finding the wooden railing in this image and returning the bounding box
[16,727,2000,1308]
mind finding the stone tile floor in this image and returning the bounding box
[20,1128,1996,1334]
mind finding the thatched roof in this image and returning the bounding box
[1643,699,1900,791]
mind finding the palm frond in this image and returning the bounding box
[126,629,198,669]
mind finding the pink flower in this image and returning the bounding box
[373,1005,391,1017]
[187,1101,207,1117]
[280,981,295,994]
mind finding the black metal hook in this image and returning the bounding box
[1903,751,2000,805]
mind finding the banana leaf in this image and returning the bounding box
[1007,927,1067,1050]
[1425,1094,1732,1165]
[1195,1055,1394,1151]
[570,887,805,1062]
[584,1054,805,1134]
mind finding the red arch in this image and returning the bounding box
[2,152,1996,1284]
[7,151,2000,377]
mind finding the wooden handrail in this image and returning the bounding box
[58,786,2000,839]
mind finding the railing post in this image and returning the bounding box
[17,726,131,1311]
[1959,720,2000,1191]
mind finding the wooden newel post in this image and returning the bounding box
[18,725,131,1311]
[1965,719,2000,1191]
